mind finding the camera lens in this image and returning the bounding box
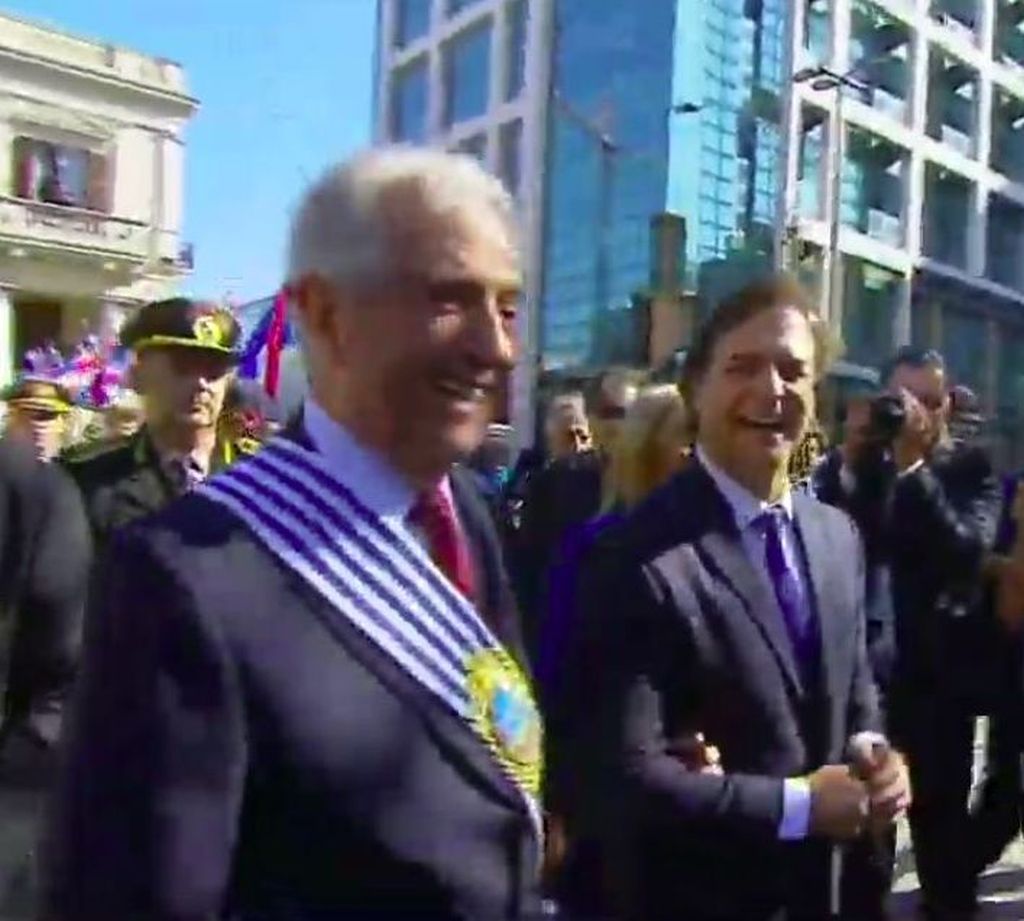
[868,394,906,444]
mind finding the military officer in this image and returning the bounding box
[3,377,74,463]
[64,297,242,553]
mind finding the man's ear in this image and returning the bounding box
[291,275,348,351]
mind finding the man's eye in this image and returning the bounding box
[779,362,807,383]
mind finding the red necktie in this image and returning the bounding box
[409,485,477,604]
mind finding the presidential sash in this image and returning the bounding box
[198,437,543,836]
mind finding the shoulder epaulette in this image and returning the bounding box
[235,436,263,456]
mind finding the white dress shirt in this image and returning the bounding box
[696,446,815,841]
[302,397,461,547]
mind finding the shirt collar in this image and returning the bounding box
[302,397,454,523]
[695,444,793,531]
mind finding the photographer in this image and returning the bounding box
[824,347,1000,920]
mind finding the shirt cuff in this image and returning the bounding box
[778,777,812,841]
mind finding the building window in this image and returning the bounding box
[988,193,1024,293]
[448,0,483,15]
[444,19,492,127]
[841,257,900,368]
[394,0,432,48]
[942,307,988,394]
[391,58,430,143]
[922,165,971,270]
[12,137,109,211]
[499,119,522,195]
[505,0,528,101]
[454,132,488,162]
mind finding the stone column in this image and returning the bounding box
[0,289,14,388]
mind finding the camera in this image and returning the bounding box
[866,393,906,446]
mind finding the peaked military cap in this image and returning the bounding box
[120,298,241,359]
[3,376,73,414]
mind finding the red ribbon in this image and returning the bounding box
[263,286,289,399]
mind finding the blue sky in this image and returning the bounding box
[6,0,376,303]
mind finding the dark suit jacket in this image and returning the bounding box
[813,448,896,710]
[886,445,1002,724]
[555,461,879,921]
[0,440,91,779]
[43,445,541,920]
[64,428,247,560]
[517,452,603,662]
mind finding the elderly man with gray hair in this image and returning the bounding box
[42,148,542,921]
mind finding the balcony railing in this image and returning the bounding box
[0,195,150,259]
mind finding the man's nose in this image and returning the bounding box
[760,365,786,399]
[467,294,517,370]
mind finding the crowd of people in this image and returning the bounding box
[0,145,1020,921]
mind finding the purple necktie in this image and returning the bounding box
[755,507,816,667]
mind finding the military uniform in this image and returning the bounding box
[64,430,256,551]
[63,297,247,553]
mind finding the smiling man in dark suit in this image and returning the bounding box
[557,275,910,921]
[43,148,542,920]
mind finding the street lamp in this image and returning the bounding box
[793,65,872,327]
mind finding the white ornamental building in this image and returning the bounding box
[0,12,198,385]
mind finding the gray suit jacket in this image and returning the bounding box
[554,460,880,920]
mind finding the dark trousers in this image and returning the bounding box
[896,697,978,916]
[970,706,1023,873]
[842,829,896,921]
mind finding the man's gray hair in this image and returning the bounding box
[286,146,518,287]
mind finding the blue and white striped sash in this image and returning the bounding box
[198,437,543,836]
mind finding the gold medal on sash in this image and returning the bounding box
[465,648,543,797]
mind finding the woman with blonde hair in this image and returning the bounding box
[538,383,692,695]
[601,383,692,513]
[539,383,693,914]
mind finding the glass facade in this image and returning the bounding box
[394,0,431,47]
[540,0,675,368]
[841,257,899,368]
[537,0,789,370]
[499,119,523,196]
[448,0,483,15]
[942,307,988,394]
[444,19,492,126]
[391,58,430,143]
[505,0,528,101]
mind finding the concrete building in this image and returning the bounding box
[375,0,1024,459]
[0,12,198,385]
[781,0,1024,460]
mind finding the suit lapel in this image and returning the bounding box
[110,433,178,524]
[449,467,524,656]
[688,464,804,697]
[792,492,843,713]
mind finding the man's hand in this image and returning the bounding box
[807,764,869,841]
[847,737,911,831]
[892,388,932,472]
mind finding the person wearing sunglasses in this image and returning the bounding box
[2,377,73,463]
